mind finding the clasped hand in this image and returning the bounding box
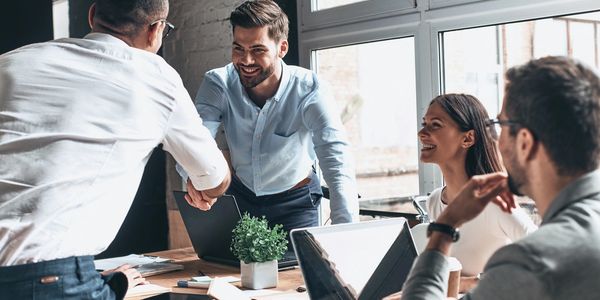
[185,179,219,211]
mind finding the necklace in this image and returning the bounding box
[440,186,448,205]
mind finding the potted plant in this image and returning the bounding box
[230,213,288,289]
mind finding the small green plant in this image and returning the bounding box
[230,213,288,263]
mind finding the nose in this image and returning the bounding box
[418,126,428,139]
[240,50,254,65]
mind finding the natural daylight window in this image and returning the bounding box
[313,37,418,201]
[440,10,600,224]
[312,0,369,11]
[441,11,600,119]
[52,0,69,39]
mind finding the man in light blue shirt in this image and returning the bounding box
[192,0,359,235]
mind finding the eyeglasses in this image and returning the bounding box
[150,19,175,39]
[485,118,520,139]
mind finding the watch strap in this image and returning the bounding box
[427,222,460,242]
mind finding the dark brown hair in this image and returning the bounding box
[230,0,289,42]
[430,93,503,177]
[95,0,168,36]
[505,56,600,175]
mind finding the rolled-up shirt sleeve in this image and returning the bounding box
[162,86,228,191]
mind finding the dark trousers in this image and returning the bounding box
[228,170,323,249]
[0,256,127,300]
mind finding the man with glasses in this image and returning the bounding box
[397,56,600,299]
[185,0,359,239]
[0,0,230,299]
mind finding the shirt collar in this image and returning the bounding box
[271,60,290,102]
[542,169,600,224]
[83,32,130,47]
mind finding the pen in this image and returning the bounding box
[177,280,209,289]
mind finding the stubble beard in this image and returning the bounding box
[237,63,275,89]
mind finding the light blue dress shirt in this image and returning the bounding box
[194,61,359,223]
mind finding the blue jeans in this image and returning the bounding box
[228,170,322,245]
[0,256,126,299]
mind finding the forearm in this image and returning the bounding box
[201,169,231,198]
[401,250,450,300]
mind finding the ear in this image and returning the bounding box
[278,39,288,59]
[462,129,475,149]
[88,2,96,30]
[515,128,538,163]
[146,22,161,50]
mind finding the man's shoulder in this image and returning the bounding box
[203,63,238,88]
[285,64,319,87]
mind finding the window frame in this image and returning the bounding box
[297,0,600,197]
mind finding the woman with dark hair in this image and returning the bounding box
[418,93,536,279]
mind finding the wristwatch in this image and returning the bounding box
[427,222,460,242]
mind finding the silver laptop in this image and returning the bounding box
[173,191,297,268]
[290,217,417,300]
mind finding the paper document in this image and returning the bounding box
[125,283,170,299]
[95,254,171,270]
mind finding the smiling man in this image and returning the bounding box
[189,0,359,237]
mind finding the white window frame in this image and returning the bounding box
[298,0,600,196]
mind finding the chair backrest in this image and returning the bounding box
[410,223,430,254]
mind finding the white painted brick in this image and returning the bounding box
[164,0,238,96]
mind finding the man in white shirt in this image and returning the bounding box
[0,0,230,299]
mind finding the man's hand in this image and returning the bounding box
[185,179,218,210]
[437,172,516,228]
[100,264,147,289]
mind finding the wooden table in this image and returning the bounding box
[130,247,306,299]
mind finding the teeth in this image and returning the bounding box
[242,67,258,73]
[422,144,436,150]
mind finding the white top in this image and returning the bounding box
[0,33,228,265]
[426,187,537,275]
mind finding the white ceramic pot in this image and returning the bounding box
[240,260,278,289]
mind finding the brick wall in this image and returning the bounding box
[162,0,243,249]
[163,0,242,96]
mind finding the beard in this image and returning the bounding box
[236,63,275,89]
[507,173,524,196]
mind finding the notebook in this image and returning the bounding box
[290,218,418,300]
[94,254,183,277]
[173,191,298,269]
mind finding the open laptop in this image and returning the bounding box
[290,217,418,300]
[173,191,297,269]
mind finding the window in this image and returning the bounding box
[52,0,69,39]
[314,38,419,200]
[312,0,369,11]
[441,11,600,119]
[440,10,600,224]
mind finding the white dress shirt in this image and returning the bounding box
[0,33,228,265]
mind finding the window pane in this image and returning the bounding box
[52,0,69,39]
[314,38,418,200]
[441,10,600,224]
[313,0,368,11]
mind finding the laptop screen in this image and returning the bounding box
[290,218,417,300]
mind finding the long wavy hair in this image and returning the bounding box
[430,93,502,177]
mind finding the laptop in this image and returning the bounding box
[290,217,418,300]
[173,191,297,269]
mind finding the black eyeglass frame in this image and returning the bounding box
[485,118,522,139]
[150,19,175,39]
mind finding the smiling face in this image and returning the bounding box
[418,102,471,165]
[232,26,287,90]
